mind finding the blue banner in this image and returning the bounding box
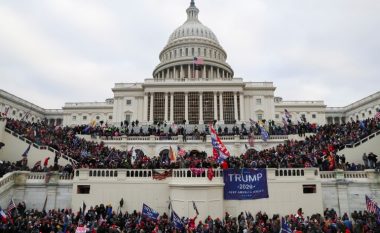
[223,169,269,200]
[142,203,159,221]
[171,211,184,230]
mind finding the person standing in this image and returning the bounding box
[362,153,368,168]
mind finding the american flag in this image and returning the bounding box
[1,106,9,117]
[365,195,379,214]
[193,57,204,65]
[248,132,255,147]
[284,109,292,119]
[152,169,173,180]
[249,118,256,126]
[375,111,380,120]
[177,146,186,157]
[7,199,16,219]
[210,125,230,163]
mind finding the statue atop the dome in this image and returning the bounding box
[190,0,195,7]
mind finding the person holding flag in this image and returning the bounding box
[141,203,159,221]
[171,210,185,231]
[209,124,230,164]
[280,217,292,233]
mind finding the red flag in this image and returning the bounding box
[207,167,214,181]
[169,146,176,163]
[43,157,50,167]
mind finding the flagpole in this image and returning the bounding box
[192,58,195,79]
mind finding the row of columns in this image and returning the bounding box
[155,64,232,80]
[144,92,244,124]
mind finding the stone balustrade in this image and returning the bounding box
[98,134,288,142]
[4,128,78,165]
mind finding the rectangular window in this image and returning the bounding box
[126,100,132,105]
[108,115,113,120]
[256,98,262,104]
[153,92,165,123]
[77,185,90,194]
[257,114,263,120]
[72,116,76,120]
[147,94,151,121]
[188,92,199,124]
[237,94,241,120]
[312,114,316,119]
[275,114,279,119]
[223,92,235,124]
[83,116,87,120]
[125,114,131,122]
[303,185,317,194]
[168,93,171,121]
[173,92,185,124]
[203,92,214,124]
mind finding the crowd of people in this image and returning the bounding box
[0,201,379,233]
[3,117,380,172]
[68,120,316,140]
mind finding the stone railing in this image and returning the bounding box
[99,134,289,142]
[0,172,17,190]
[73,168,321,181]
[339,130,380,150]
[320,170,377,181]
[4,128,78,165]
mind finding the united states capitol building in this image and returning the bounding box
[0,0,379,220]
[1,0,379,128]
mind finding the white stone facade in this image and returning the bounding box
[0,169,378,220]
[326,91,380,124]
[0,1,378,128]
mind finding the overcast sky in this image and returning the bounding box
[0,0,379,109]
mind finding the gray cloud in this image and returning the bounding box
[0,0,379,109]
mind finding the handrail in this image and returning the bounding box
[4,127,78,165]
[339,129,380,151]
[320,170,371,179]
[98,134,289,142]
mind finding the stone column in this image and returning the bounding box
[234,92,238,122]
[213,92,218,120]
[217,68,220,79]
[180,65,184,79]
[203,66,206,79]
[188,64,191,79]
[185,92,189,124]
[170,92,174,122]
[219,92,224,123]
[239,93,245,122]
[164,93,168,121]
[199,92,204,124]
[173,66,176,79]
[143,93,148,122]
[165,69,169,80]
[149,93,154,123]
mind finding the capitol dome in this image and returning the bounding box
[167,9,220,46]
[153,0,234,81]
